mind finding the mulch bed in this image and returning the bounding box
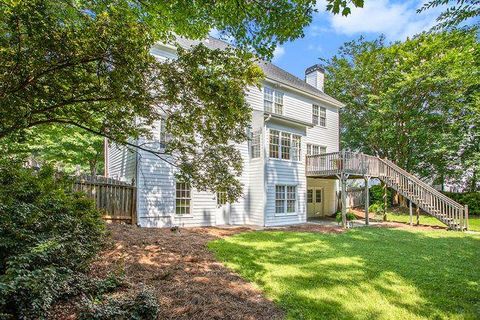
[56,224,284,320]
[53,221,416,319]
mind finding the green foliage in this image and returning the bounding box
[0,0,364,202]
[368,203,384,214]
[0,160,106,319]
[209,229,480,319]
[79,288,159,320]
[324,30,480,187]
[443,192,480,215]
[335,211,356,223]
[3,125,104,176]
[418,0,480,29]
[369,185,393,207]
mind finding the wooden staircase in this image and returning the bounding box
[306,151,469,230]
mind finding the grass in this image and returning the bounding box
[209,228,480,320]
[381,209,480,232]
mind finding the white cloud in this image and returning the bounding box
[328,0,444,40]
[272,46,286,62]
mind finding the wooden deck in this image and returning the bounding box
[305,151,469,231]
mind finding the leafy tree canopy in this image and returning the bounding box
[418,0,480,29]
[0,0,363,201]
[323,29,479,190]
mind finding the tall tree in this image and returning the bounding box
[324,29,479,187]
[418,0,480,29]
[0,0,363,201]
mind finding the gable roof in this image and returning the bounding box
[171,37,344,108]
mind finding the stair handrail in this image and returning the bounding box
[379,158,463,209]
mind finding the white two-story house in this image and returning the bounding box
[106,37,345,228]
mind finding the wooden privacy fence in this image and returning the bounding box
[73,175,136,224]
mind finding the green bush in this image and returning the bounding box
[443,192,480,215]
[335,211,356,224]
[0,160,106,319]
[369,184,393,206]
[369,203,384,214]
[79,288,159,320]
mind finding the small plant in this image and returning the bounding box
[335,211,356,224]
[79,288,159,320]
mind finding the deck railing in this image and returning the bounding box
[306,151,468,230]
[306,151,380,177]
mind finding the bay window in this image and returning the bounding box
[269,129,302,161]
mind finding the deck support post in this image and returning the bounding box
[364,176,370,226]
[409,200,413,226]
[416,206,420,225]
[382,181,387,221]
[340,173,348,228]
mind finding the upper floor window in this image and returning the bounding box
[250,130,261,159]
[264,87,283,115]
[269,129,301,161]
[312,104,326,127]
[159,117,172,148]
[306,144,327,156]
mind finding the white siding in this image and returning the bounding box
[264,122,307,227]
[107,142,136,183]
[128,42,342,228]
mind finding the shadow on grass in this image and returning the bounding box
[209,228,480,319]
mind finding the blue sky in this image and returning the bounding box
[271,0,448,78]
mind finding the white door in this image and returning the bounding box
[216,192,230,225]
[307,187,324,217]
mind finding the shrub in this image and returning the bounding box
[335,211,356,224]
[369,203,384,214]
[79,288,159,320]
[0,160,106,319]
[369,184,393,206]
[443,192,480,215]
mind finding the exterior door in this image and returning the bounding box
[307,187,324,217]
[216,192,230,225]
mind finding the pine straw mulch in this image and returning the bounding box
[53,223,343,320]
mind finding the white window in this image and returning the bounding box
[250,130,261,158]
[175,182,191,215]
[159,117,171,148]
[319,106,326,127]
[312,104,319,125]
[217,191,227,205]
[269,129,301,161]
[306,144,326,156]
[281,132,291,160]
[269,130,280,158]
[291,135,301,161]
[275,185,297,214]
[264,87,283,115]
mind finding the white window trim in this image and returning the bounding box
[306,143,327,156]
[174,182,194,217]
[264,86,284,115]
[319,106,327,128]
[269,129,302,162]
[274,184,298,216]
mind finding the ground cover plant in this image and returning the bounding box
[0,161,106,319]
[209,227,480,319]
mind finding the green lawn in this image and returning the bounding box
[383,211,480,232]
[209,228,480,320]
